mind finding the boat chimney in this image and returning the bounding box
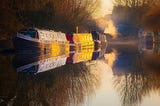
[76,26,78,33]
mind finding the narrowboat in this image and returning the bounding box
[13,28,69,52]
[66,32,107,52]
[66,33,94,51]
[66,33,75,51]
[92,31,108,50]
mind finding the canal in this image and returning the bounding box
[0,44,160,106]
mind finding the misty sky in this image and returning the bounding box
[100,0,113,16]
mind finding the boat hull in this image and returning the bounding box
[13,36,41,52]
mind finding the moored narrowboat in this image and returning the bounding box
[13,28,69,52]
[66,33,75,51]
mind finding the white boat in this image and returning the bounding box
[13,28,68,52]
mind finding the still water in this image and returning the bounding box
[0,45,160,106]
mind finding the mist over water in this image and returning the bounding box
[104,20,117,38]
[96,16,117,38]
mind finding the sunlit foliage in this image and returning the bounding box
[0,0,100,41]
[112,0,160,26]
[142,3,160,31]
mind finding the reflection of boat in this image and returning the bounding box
[13,43,70,73]
[138,30,154,51]
[16,55,67,73]
[13,28,69,52]
[14,53,68,74]
[14,44,107,74]
[73,48,94,63]
[66,45,107,64]
[13,29,107,73]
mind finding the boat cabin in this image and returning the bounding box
[18,28,38,39]
[91,31,99,41]
[17,28,68,43]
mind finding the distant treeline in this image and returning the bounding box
[112,0,160,29]
[0,0,100,40]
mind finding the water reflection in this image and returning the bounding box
[1,44,160,106]
[13,53,68,74]
[1,57,102,106]
[0,44,107,106]
[0,55,18,106]
[110,45,160,106]
[13,45,106,74]
[15,63,100,106]
[104,49,117,68]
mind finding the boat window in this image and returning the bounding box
[21,65,38,73]
[20,30,37,38]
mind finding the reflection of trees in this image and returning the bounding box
[113,53,160,106]
[0,55,18,106]
[44,62,100,106]
[153,43,160,55]
[1,62,100,106]
[104,49,118,68]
